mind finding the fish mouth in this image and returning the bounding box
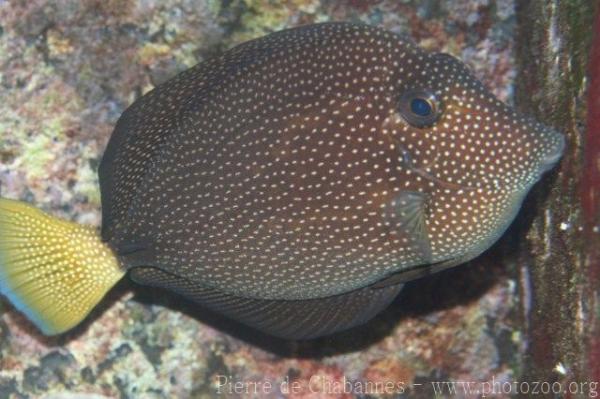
[538,133,566,175]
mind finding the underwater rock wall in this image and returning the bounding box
[0,0,596,398]
[514,0,598,395]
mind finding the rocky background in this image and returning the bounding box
[0,1,596,398]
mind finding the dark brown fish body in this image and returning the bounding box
[94,23,565,338]
[0,22,563,339]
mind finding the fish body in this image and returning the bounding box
[0,23,564,339]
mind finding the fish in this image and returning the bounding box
[0,22,565,339]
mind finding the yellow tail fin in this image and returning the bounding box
[0,198,125,335]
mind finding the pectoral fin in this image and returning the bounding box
[372,191,467,289]
[382,191,432,263]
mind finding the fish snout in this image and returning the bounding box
[538,132,566,174]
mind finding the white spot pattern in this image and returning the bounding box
[99,23,564,300]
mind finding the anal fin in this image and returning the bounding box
[130,267,403,339]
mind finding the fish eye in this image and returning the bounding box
[397,89,441,127]
[411,98,432,116]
